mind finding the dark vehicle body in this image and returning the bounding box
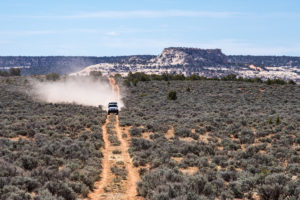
[108,102,119,115]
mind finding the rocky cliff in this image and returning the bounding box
[150,47,227,66]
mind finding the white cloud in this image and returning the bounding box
[105,31,118,36]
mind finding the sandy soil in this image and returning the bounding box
[165,125,175,139]
[115,116,143,200]
[86,117,111,200]
[179,167,198,175]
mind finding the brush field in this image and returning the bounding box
[119,79,300,199]
[0,77,107,200]
[0,76,300,200]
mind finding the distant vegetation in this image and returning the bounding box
[46,72,60,81]
[0,55,155,75]
[124,72,296,86]
[0,68,21,76]
[228,55,300,67]
[89,71,102,79]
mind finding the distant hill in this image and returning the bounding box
[0,47,299,82]
[0,55,155,75]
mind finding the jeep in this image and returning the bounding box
[108,102,119,115]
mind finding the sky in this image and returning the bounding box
[0,0,300,56]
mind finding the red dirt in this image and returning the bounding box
[165,125,175,139]
[86,117,111,200]
[115,116,143,200]
[179,167,198,175]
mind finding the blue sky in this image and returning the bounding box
[0,0,300,56]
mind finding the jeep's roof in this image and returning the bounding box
[108,102,118,107]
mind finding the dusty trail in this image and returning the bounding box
[86,77,142,200]
[115,116,142,199]
[87,118,110,200]
[108,77,121,101]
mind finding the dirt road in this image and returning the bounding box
[86,77,142,200]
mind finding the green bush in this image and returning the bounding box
[168,91,177,100]
[89,70,102,78]
[46,73,60,81]
[0,70,9,76]
[9,68,21,76]
[130,126,142,137]
[275,115,280,125]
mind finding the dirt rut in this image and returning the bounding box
[86,78,142,200]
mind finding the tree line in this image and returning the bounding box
[0,68,21,76]
[123,72,296,86]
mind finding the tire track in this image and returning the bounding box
[86,117,110,200]
[115,115,143,200]
[86,77,143,200]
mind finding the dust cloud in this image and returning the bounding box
[30,77,123,110]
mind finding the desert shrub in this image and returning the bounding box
[89,70,102,78]
[258,173,290,200]
[229,181,244,198]
[221,74,237,81]
[108,135,121,146]
[288,80,296,85]
[265,78,287,85]
[138,168,148,176]
[46,73,60,81]
[10,176,40,192]
[34,189,63,200]
[220,170,237,182]
[174,127,191,137]
[275,115,280,125]
[45,181,76,200]
[239,129,255,144]
[21,155,39,170]
[168,91,177,100]
[1,186,32,200]
[0,70,9,76]
[112,150,121,154]
[111,165,128,180]
[131,138,151,151]
[9,68,21,76]
[130,126,142,137]
[138,168,218,199]
[188,175,208,194]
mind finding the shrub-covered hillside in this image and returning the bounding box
[119,79,300,199]
[0,77,106,200]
